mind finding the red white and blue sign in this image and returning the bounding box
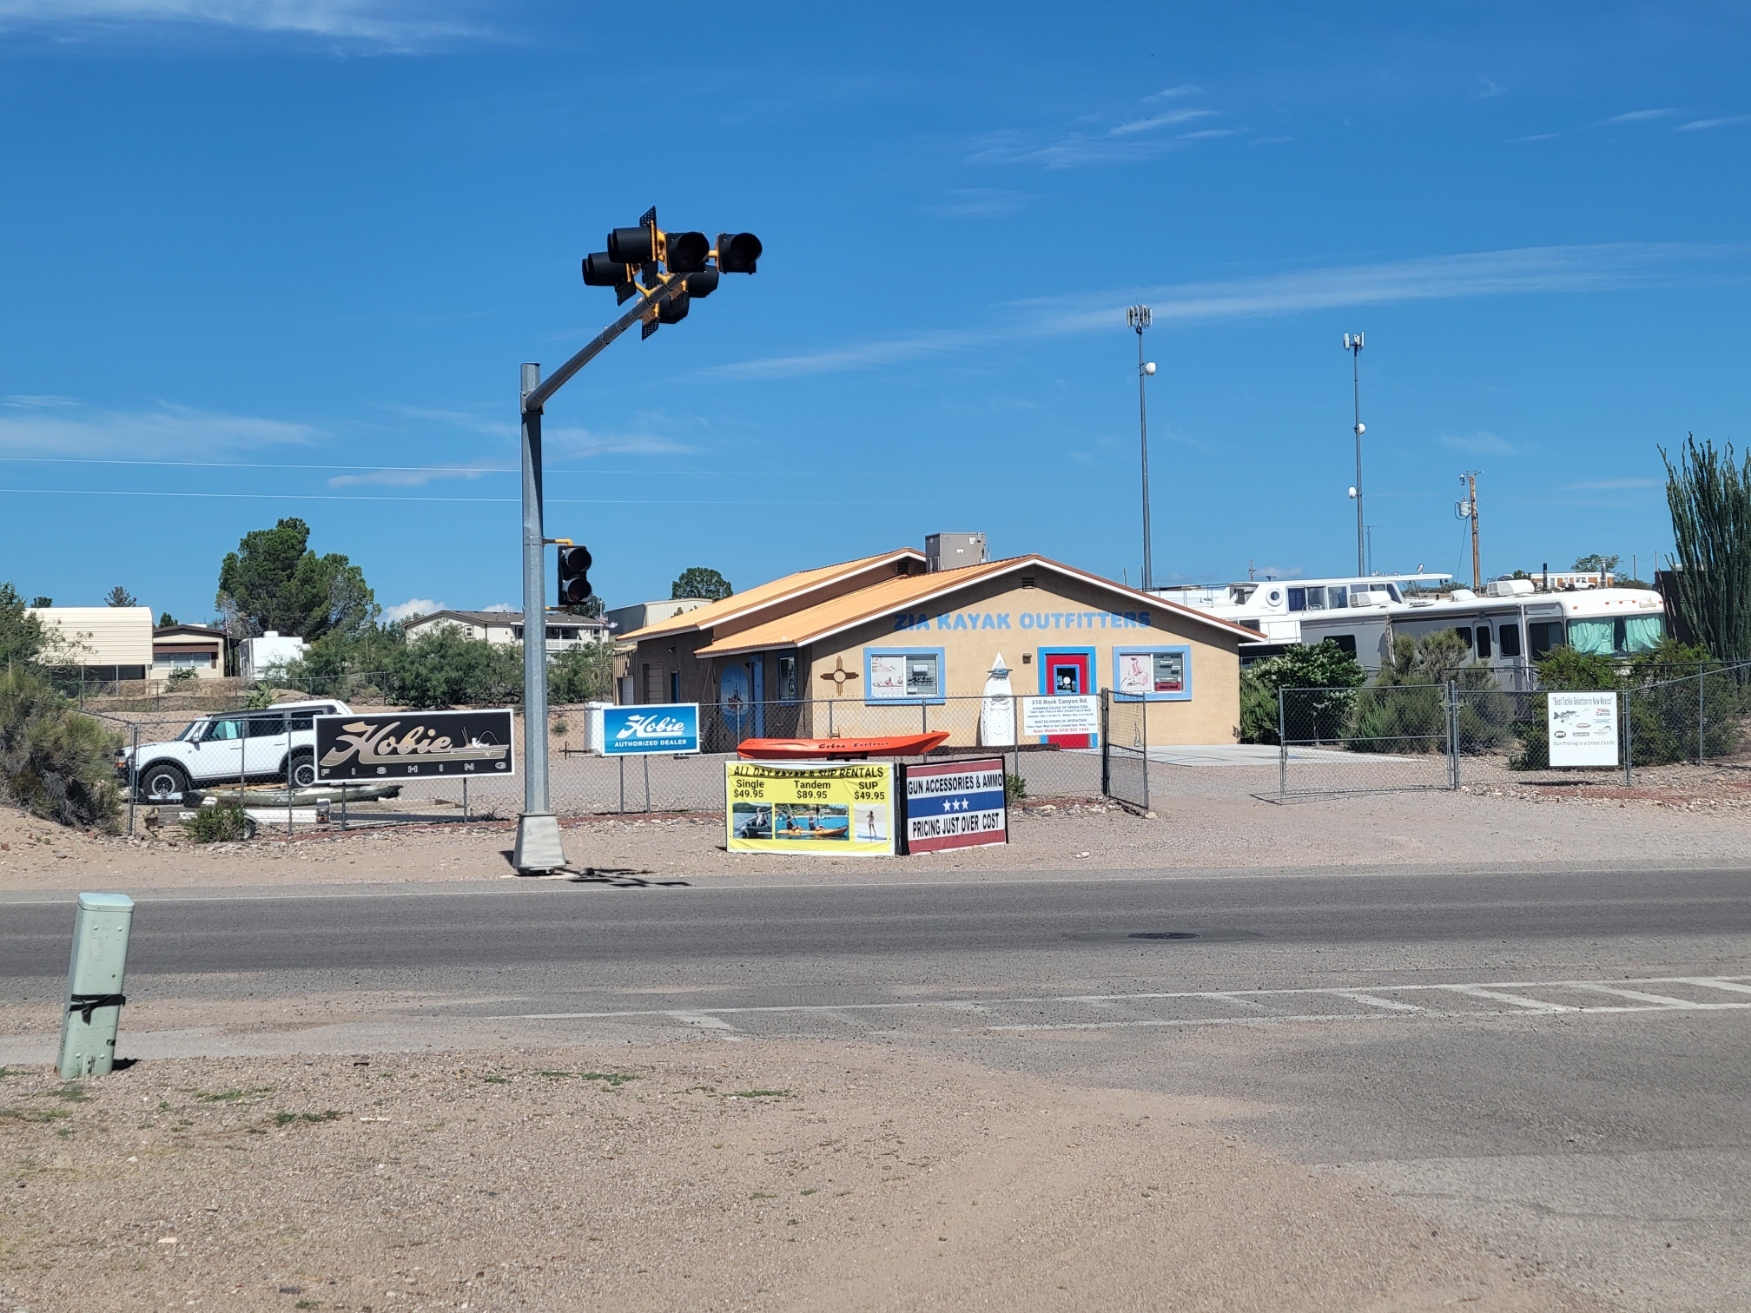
[902,757,1008,853]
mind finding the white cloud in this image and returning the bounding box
[922,188,1034,219]
[1677,115,1750,132]
[0,397,318,455]
[1146,85,1200,101]
[1600,108,1676,124]
[1108,108,1215,137]
[480,601,515,613]
[0,0,483,47]
[543,426,695,459]
[714,242,1740,380]
[1440,431,1518,456]
[328,459,500,488]
[383,597,442,623]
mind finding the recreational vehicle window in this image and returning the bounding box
[1498,624,1522,658]
[1287,587,1306,611]
[1453,626,1473,650]
[1475,626,1492,659]
[1329,634,1358,657]
[1528,622,1564,659]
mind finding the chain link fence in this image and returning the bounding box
[96,695,1107,835]
[1100,691,1149,812]
[1274,661,1751,799]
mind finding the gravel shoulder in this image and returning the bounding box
[5,774,1751,895]
[0,1041,1606,1313]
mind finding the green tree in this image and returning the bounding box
[1572,553,1620,574]
[549,639,615,704]
[1662,434,1751,661]
[0,583,48,670]
[216,517,379,642]
[1238,641,1366,744]
[671,566,732,601]
[1352,631,1507,755]
[29,596,51,608]
[0,664,121,831]
[157,612,177,627]
[105,585,138,608]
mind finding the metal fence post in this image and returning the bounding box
[1140,686,1150,814]
[1100,690,1110,798]
[1698,669,1706,766]
[1277,687,1287,802]
[126,724,138,838]
[283,708,292,840]
[1623,688,1633,788]
[1446,681,1460,790]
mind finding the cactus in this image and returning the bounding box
[1662,434,1751,662]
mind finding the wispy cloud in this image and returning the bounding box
[0,396,317,455]
[713,242,1742,381]
[1600,108,1676,124]
[1109,108,1215,137]
[1146,85,1199,101]
[1440,431,1518,456]
[327,458,499,488]
[1677,115,1750,132]
[969,92,1227,168]
[544,427,696,460]
[0,0,485,49]
[382,597,442,623]
[921,188,1034,219]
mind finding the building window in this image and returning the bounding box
[776,655,798,700]
[864,647,945,703]
[669,671,681,701]
[1112,645,1194,702]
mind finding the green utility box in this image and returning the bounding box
[57,892,135,1079]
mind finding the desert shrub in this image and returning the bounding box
[165,666,199,689]
[0,665,122,831]
[548,641,614,704]
[183,800,252,843]
[1352,631,1511,754]
[1238,641,1366,745]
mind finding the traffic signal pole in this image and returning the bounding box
[513,285,671,874]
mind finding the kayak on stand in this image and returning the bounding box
[736,732,950,761]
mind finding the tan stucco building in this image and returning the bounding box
[620,548,1255,750]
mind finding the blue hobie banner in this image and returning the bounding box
[599,704,700,756]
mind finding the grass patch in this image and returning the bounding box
[271,1110,343,1127]
[0,1106,71,1123]
[535,1070,636,1087]
[684,1085,717,1095]
[481,1075,510,1085]
[800,1188,818,1196]
[194,1086,275,1103]
[749,1191,777,1200]
[730,1089,792,1099]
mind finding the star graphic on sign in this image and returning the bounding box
[819,656,860,697]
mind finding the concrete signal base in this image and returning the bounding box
[512,812,568,875]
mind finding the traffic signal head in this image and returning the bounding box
[716,232,762,274]
[606,226,655,265]
[581,252,629,287]
[656,291,690,325]
[683,268,719,298]
[557,544,593,606]
[665,230,710,274]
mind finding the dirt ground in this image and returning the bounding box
[4,772,1751,893]
[0,1042,1607,1313]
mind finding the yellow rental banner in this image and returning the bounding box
[725,761,896,856]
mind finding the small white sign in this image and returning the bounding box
[1547,690,1619,768]
[1021,694,1100,737]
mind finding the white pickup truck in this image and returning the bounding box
[120,700,352,801]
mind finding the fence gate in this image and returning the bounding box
[1101,690,1149,811]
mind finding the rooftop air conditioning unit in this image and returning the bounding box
[925,532,987,573]
[1485,578,1536,598]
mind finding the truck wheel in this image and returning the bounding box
[139,762,190,803]
[288,749,317,789]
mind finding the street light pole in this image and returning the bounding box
[1344,332,1366,575]
[1127,305,1155,591]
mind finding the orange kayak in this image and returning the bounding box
[737,732,950,760]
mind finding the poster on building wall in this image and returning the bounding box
[868,653,907,698]
[903,757,1007,853]
[726,761,896,855]
[1117,650,1186,697]
[1547,691,1619,767]
[1020,695,1100,737]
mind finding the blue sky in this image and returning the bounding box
[2,1,1747,624]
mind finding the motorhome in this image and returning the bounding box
[1155,572,1667,687]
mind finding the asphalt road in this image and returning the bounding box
[4,864,1749,1311]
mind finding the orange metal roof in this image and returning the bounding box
[694,554,1260,655]
[619,547,926,642]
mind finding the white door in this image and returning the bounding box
[186,716,245,783]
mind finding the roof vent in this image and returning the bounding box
[925,532,987,573]
[1020,576,1036,589]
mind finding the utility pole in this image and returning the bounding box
[1343,333,1366,575]
[1456,472,1481,590]
[1127,305,1157,591]
[512,211,762,874]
